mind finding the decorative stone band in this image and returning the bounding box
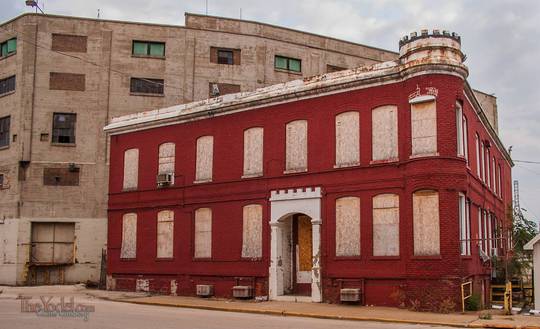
[269,187,322,201]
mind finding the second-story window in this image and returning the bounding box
[0,116,10,148]
[218,49,233,64]
[275,55,301,73]
[52,113,76,144]
[132,41,165,57]
[130,78,164,95]
[411,98,437,157]
[0,38,16,57]
[210,47,240,65]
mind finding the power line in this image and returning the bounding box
[514,160,540,164]
[0,24,186,93]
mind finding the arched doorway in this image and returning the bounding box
[269,187,322,302]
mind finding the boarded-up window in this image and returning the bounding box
[242,204,262,258]
[335,111,359,167]
[51,34,88,53]
[243,127,263,177]
[123,149,139,190]
[158,143,175,174]
[49,72,86,91]
[194,208,212,258]
[195,136,213,182]
[121,213,137,259]
[411,100,437,156]
[373,194,399,256]
[157,210,174,258]
[43,167,80,186]
[31,222,75,265]
[285,120,308,172]
[335,197,360,256]
[208,82,241,98]
[413,190,440,256]
[372,105,398,161]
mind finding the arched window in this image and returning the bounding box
[123,149,139,190]
[372,194,399,256]
[121,213,137,259]
[195,136,213,182]
[372,105,398,161]
[241,204,263,258]
[335,111,360,167]
[194,208,212,258]
[413,190,440,256]
[335,197,360,256]
[285,120,308,172]
[243,127,264,177]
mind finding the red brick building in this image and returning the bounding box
[104,31,513,309]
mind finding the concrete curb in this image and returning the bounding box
[90,294,540,329]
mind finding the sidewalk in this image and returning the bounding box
[85,290,540,329]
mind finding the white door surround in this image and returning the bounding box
[269,187,322,302]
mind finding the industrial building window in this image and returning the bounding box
[0,116,10,148]
[0,38,16,57]
[335,196,360,257]
[0,173,4,188]
[130,78,164,95]
[31,222,75,265]
[459,193,471,256]
[411,99,437,156]
[413,190,440,256]
[132,41,165,57]
[195,136,213,183]
[335,111,360,167]
[43,167,80,186]
[194,208,212,258]
[49,72,86,91]
[51,34,87,53]
[123,148,139,190]
[243,127,263,177]
[373,194,400,256]
[372,105,398,161]
[52,113,76,144]
[156,210,174,258]
[0,75,16,95]
[285,120,308,173]
[210,47,241,65]
[274,55,301,73]
[157,142,175,187]
[456,102,468,162]
[241,204,263,258]
[121,213,137,259]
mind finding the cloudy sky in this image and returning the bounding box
[1,0,539,222]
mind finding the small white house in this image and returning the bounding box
[524,234,540,311]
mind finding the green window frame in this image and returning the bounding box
[274,55,301,73]
[132,41,165,57]
[1,38,17,57]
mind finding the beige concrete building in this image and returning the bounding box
[0,13,498,285]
